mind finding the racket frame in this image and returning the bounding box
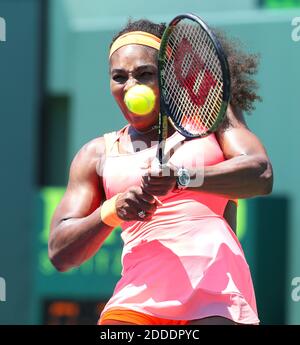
[158,13,231,141]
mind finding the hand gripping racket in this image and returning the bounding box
[157,13,231,165]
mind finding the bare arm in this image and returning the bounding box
[48,138,113,272]
[190,105,273,198]
[142,105,273,199]
[49,137,158,272]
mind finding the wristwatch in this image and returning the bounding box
[174,168,190,192]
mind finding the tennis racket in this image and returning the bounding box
[157,13,231,166]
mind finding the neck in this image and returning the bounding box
[128,123,176,141]
[130,124,159,135]
[128,124,175,138]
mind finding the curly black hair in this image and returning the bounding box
[111,19,261,114]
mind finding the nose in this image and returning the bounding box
[124,76,139,93]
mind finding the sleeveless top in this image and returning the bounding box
[100,125,259,324]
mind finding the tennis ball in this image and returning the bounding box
[124,85,156,115]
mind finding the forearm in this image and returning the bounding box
[189,154,273,198]
[49,208,115,272]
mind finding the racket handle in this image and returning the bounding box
[158,112,168,166]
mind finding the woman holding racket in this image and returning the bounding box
[49,16,273,325]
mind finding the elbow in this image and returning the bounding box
[48,238,72,273]
[257,157,273,196]
[262,172,273,196]
[49,257,69,273]
[48,249,69,273]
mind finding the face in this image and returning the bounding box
[109,44,160,131]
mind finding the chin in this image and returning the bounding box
[128,111,158,125]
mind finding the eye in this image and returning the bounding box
[112,74,127,83]
[138,71,154,80]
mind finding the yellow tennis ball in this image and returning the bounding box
[124,85,156,115]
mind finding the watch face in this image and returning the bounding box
[178,168,190,187]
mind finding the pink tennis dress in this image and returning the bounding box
[100,125,259,324]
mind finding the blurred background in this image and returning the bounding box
[0,0,299,325]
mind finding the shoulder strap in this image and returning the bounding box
[103,131,118,156]
[103,125,129,156]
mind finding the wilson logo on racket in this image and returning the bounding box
[174,38,217,107]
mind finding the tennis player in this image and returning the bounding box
[49,19,273,325]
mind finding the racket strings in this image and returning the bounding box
[161,19,224,136]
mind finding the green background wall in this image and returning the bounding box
[0,0,42,324]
